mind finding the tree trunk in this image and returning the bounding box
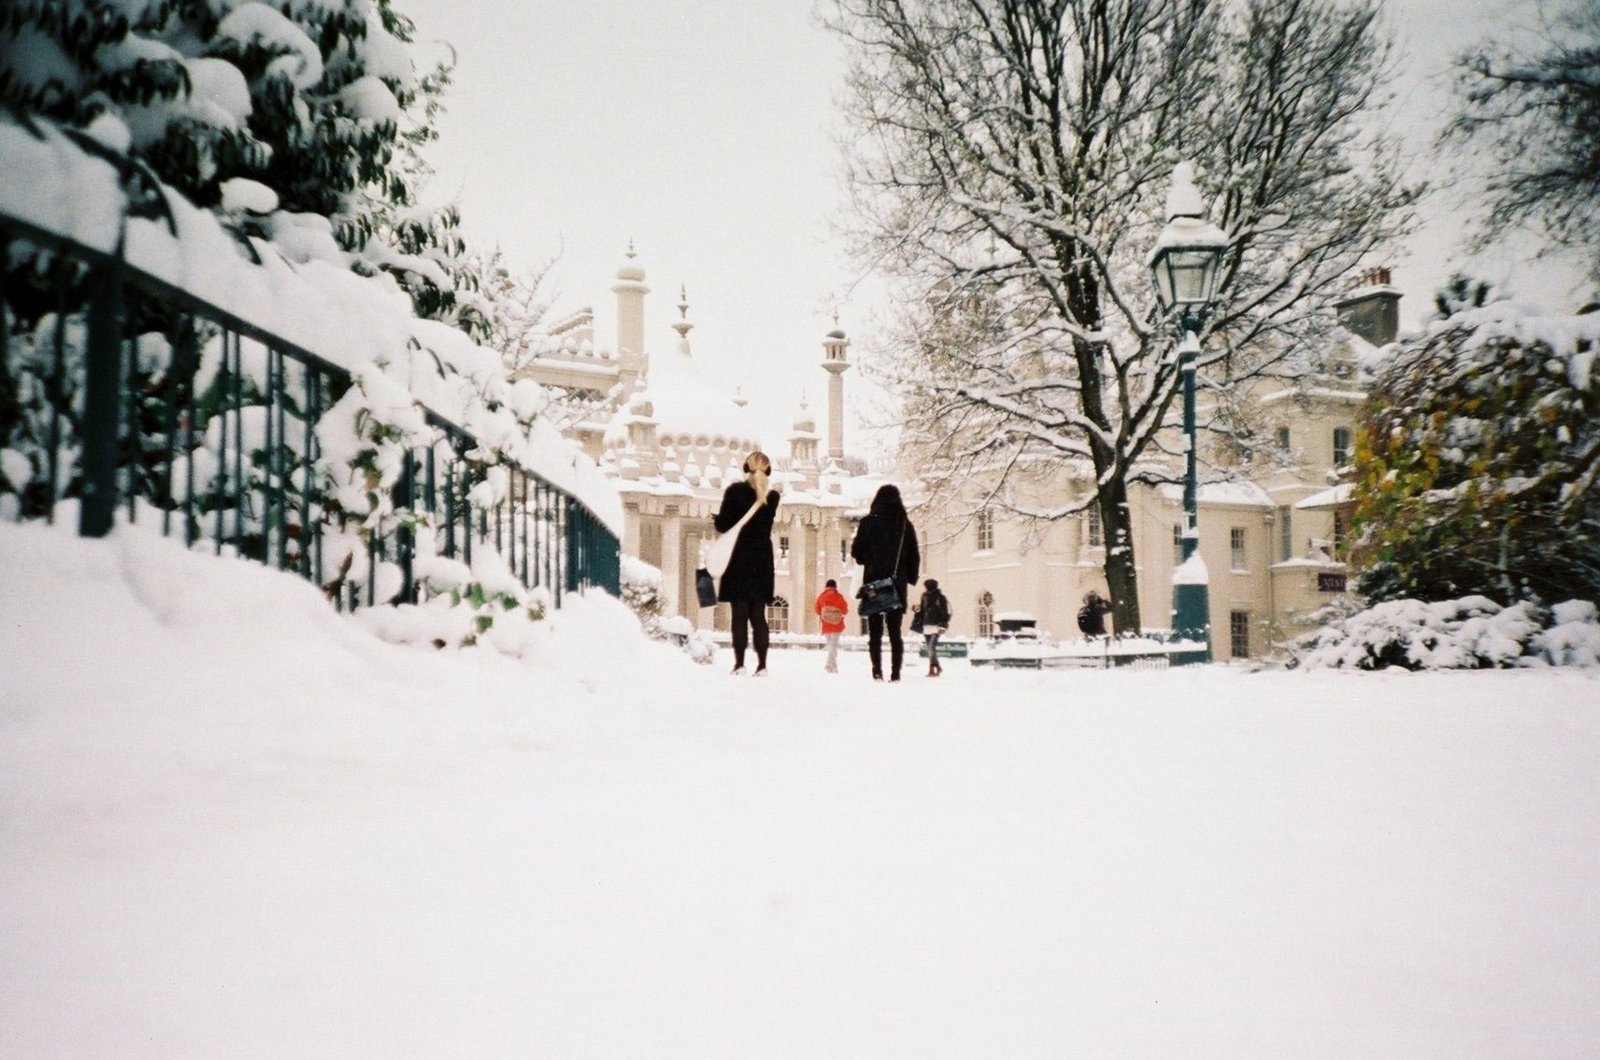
[1098,477,1142,635]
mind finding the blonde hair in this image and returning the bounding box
[744,451,771,505]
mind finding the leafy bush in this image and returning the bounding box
[1353,300,1600,605]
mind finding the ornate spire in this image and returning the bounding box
[671,284,694,356]
[615,239,646,283]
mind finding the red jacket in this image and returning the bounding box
[815,587,850,634]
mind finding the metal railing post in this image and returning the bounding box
[79,259,124,537]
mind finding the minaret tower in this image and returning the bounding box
[821,314,851,462]
[612,241,649,391]
[671,284,694,356]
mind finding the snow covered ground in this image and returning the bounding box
[3,519,1598,1058]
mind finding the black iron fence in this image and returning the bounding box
[1,120,619,608]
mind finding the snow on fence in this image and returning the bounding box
[0,112,621,612]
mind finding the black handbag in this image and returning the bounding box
[909,606,926,633]
[695,567,717,608]
[857,521,908,618]
[858,577,902,617]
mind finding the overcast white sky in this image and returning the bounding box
[403,0,1589,453]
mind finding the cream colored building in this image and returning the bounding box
[515,248,882,635]
[521,247,1388,658]
[912,275,1394,660]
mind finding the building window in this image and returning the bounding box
[977,591,995,638]
[1230,526,1248,571]
[1230,610,1251,659]
[768,596,790,634]
[975,508,994,551]
[1087,506,1103,548]
[1277,507,1293,562]
[778,534,790,559]
[1277,426,1291,451]
[840,537,848,563]
[1332,426,1352,465]
[1173,523,1185,565]
[1333,509,1349,555]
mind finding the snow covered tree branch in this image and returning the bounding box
[1445,0,1600,282]
[827,0,1416,631]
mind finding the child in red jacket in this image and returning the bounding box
[815,579,850,673]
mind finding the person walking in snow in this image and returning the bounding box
[914,578,951,677]
[715,451,780,675]
[1076,590,1113,639]
[815,578,850,673]
[850,483,920,682]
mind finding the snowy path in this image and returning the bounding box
[3,522,1599,1057]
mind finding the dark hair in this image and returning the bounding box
[868,483,906,520]
[924,579,939,591]
[826,578,837,588]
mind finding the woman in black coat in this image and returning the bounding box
[850,483,920,681]
[714,450,780,675]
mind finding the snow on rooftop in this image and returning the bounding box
[1296,484,1354,510]
[1157,480,1274,507]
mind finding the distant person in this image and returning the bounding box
[1077,590,1112,639]
[850,484,920,682]
[915,578,952,677]
[814,578,850,673]
[715,451,780,675]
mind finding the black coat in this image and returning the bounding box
[713,481,780,604]
[851,512,920,603]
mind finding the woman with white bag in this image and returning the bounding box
[712,451,780,675]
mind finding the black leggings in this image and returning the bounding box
[730,600,770,669]
[868,609,904,677]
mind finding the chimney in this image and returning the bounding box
[1335,266,1401,347]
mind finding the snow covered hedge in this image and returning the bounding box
[620,555,715,664]
[1,115,622,652]
[1288,597,1600,670]
[1354,299,1600,605]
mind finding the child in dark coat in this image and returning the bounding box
[915,579,951,676]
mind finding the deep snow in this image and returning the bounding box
[2,519,1597,1058]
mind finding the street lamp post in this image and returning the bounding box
[1148,162,1227,662]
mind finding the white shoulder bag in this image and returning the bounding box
[704,499,762,585]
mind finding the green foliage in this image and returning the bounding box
[1354,300,1600,604]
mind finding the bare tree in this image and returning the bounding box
[1447,0,1600,282]
[827,0,1416,632]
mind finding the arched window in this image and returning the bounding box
[767,595,790,634]
[977,591,995,638]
